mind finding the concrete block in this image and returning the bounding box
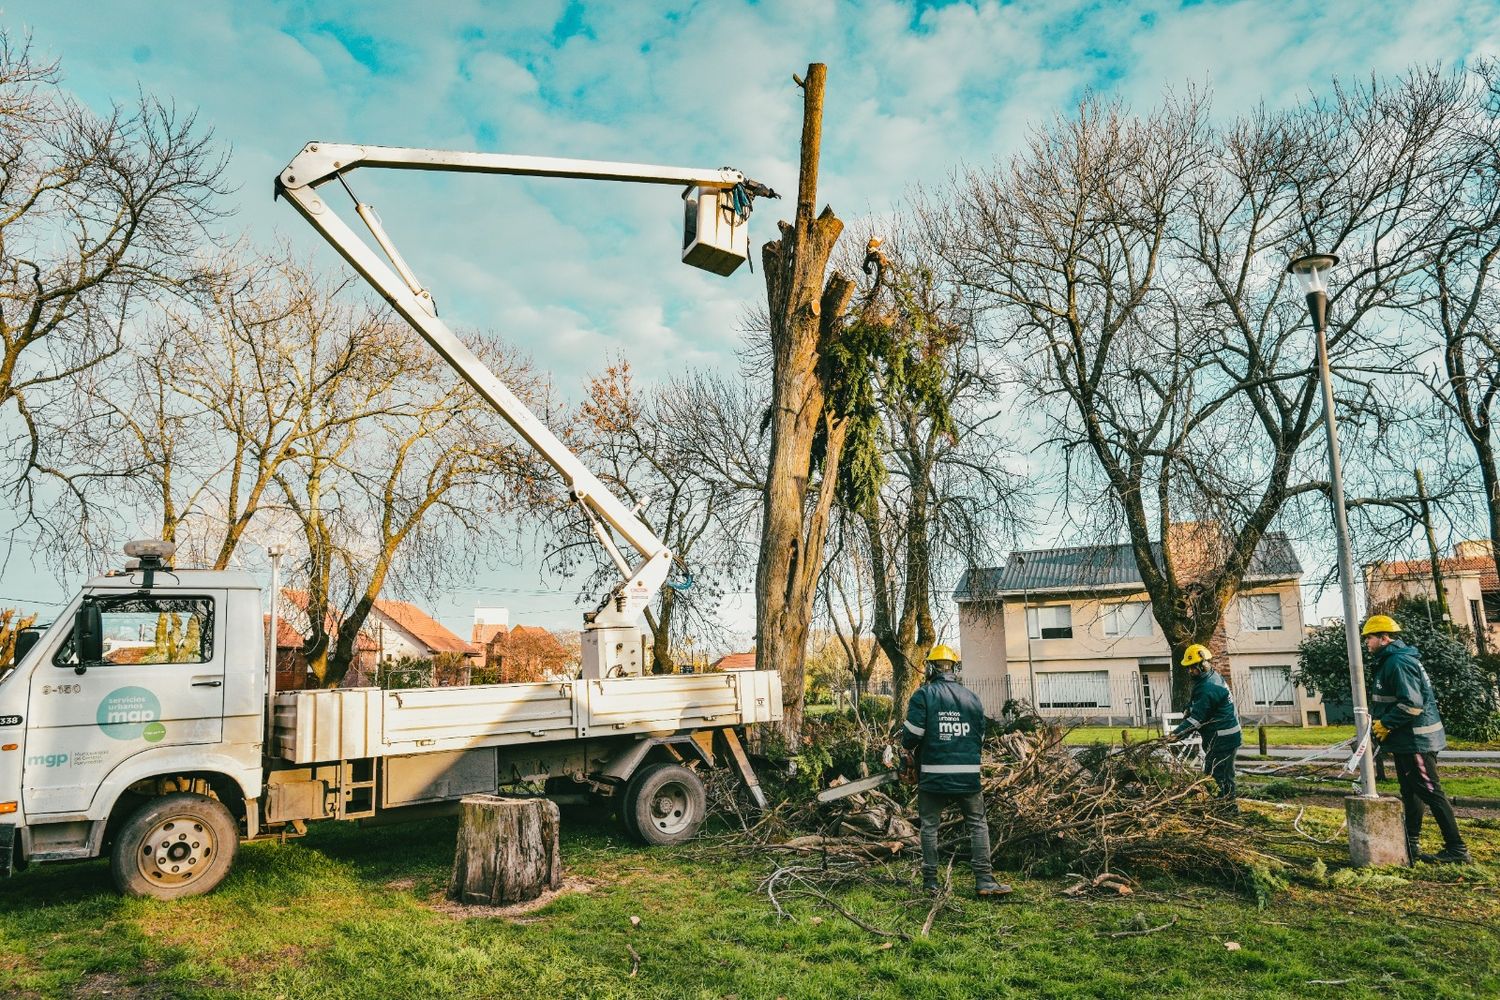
[1345,795,1407,867]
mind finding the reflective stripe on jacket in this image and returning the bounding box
[902,675,986,793]
[1370,640,1446,753]
[1173,669,1242,746]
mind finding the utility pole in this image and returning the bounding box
[265,544,285,751]
[1415,467,1450,623]
[1016,553,1037,709]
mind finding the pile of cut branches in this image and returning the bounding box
[969,725,1274,884]
[711,721,1286,892]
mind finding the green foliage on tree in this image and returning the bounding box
[1295,597,1500,741]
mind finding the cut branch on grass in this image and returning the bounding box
[920,860,954,938]
[1098,915,1178,938]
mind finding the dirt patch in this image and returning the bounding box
[224,944,307,977]
[426,876,596,920]
[69,969,180,999]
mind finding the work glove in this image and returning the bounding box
[898,749,919,787]
[1371,719,1391,743]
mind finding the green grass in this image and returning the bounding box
[1063,725,1500,751]
[1,808,1498,998]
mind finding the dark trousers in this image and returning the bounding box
[1393,751,1466,851]
[917,790,992,879]
[1203,738,1238,801]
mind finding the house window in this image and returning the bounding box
[1027,605,1073,640]
[1102,601,1154,638]
[1037,670,1110,709]
[1250,665,1294,707]
[1239,594,1284,632]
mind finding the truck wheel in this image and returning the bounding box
[625,763,706,846]
[110,792,238,900]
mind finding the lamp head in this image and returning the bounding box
[1287,253,1338,296]
[124,538,176,563]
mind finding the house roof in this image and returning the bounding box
[510,624,564,651]
[955,532,1303,601]
[264,615,304,650]
[473,622,508,646]
[1374,556,1499,594]
[711,651,757,671]
[373,599,477,655]
[274,591,394,652]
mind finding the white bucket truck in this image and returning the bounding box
[0,141,782,899]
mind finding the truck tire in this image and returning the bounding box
[110,792,239,900]
[624,763,706,846]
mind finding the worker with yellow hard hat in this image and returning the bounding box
[1171,643,1241,811]
[901,643,1010,899]
[1362,614,1470,865]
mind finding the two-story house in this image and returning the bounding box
[1364,540,1499,655]
[954,532,1323,726]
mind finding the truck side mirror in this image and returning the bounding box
[12,627,42,665]
[74,602,103,672]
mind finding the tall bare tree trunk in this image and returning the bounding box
[1415,467,1450,622]
[755,63,855,739]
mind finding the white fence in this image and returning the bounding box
[960,671,1305,727]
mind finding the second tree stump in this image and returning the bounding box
[448,794,562,905]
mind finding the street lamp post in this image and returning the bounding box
[1015,553,1038,710]
[1287,252,1377,800]
[264,543,286,753]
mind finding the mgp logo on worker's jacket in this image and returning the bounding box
[903,676,986,793]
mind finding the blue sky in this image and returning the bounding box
[4,0,1499,643]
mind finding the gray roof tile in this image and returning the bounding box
[954,532,1302,600]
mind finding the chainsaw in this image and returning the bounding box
[814,745,917,804]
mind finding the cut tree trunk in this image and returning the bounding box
[448,795,562,905]
[755,62,854,740]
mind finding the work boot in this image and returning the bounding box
[1434,845,1473,865]
[1406,840,1428,866]
[921,871,940,894]
[975,875,1012,899]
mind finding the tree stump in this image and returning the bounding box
[447,795,562,905]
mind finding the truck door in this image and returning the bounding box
[23,592,227,816]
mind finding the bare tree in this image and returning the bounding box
[544,361,755,673]
[0,32,226,532]
[817,521,884,714]
[62,252,438,577]
[1411,61,1500,572]
[277,325,530,688]
[942,76,1459,703]
[830,230,1026,716]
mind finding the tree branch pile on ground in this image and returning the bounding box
[713,720,1286,894]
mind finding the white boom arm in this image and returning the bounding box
[276,143,766,673]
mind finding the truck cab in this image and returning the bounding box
[0,563,265,896]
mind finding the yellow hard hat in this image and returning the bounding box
[1181,643,1213,667]
[926,643,959,664]
[1361,614,1402,637]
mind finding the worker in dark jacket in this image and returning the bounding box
[1363,615,1471,865]
[902,644,1009,898]
[1172,644,1241,812]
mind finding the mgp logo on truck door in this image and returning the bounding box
[96,687,165,742]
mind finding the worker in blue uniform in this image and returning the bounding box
[1363,614,1470,865]
[1172,643,1242,813]
[902,644,1010,898]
